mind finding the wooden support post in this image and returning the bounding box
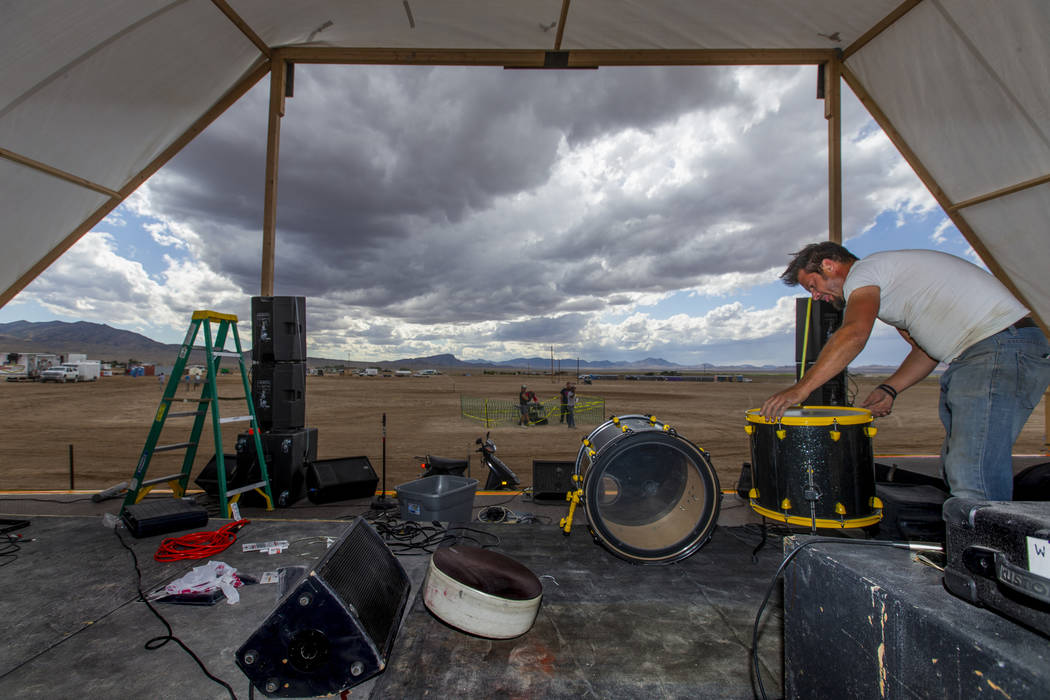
[825,58,842,244]
[261,56,287,296]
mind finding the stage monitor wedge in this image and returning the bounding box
[236,517,410,697]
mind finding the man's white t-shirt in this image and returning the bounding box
[842,250,1028,363]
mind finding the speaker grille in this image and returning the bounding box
[317,520,406,659]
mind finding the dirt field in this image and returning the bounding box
[1,372,1047,493]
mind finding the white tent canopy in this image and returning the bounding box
[2,0,1048,326]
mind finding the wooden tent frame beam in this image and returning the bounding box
[275,47,840,67]
[261,58,287,296]
[0,61,270,308]
[841,63,1044,333]
[825,58,842,243]
[0,147,121,199]
[949,173,1050,212]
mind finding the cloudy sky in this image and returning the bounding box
[1,64,976,366]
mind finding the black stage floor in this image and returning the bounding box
[3,451,1048,699]
[0,491,785,699]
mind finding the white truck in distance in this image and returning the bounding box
[40,361,101,383]
[41,364,79,382]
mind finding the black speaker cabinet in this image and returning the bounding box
[235,428,318,507]
[532,460,574,500]
[252,362,307,431]
[252,296,307,363]
[795,298,847,405]
[236,518,411,697]
[306,456,379,504]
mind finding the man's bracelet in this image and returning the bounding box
[876,383,898,400]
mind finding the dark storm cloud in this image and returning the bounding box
[144,64,755,305]
[493,313,587,342]
[135,62,917,344]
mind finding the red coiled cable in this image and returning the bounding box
[154,519,250,562]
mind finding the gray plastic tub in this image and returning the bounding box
[396,475,479,522]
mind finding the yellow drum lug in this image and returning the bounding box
[780,498,792,510]
[834,502,846,515]
[829,430,841,442]
[865,426,878,438]
[749,488,759,500]
[744,424,754,435]
[776,429,786,440]
[870,496,884,509]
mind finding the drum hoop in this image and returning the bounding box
[574,414,669,477]
[745,405,871,427]
[748,502,882,529]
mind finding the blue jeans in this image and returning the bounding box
[939,326,1050,499]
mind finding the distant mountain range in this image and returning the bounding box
[0,321,708,369]
[0,319,898,373]
[0,320,186,364]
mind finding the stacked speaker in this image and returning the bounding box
[247,296,314,507]
[795,298,847,405]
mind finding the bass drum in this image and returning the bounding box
[575,415,721,564]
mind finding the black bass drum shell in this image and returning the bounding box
[578,416,721,564]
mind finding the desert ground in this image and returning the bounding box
[1,371,1047,494]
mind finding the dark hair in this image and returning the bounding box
[780,241,858,286]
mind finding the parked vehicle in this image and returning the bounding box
[1,352,59,381]
[40,364,80,382]
[419,433,521,491]
[75,361,101,381]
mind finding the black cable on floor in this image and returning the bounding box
[112,525,238,700]
[750,537,942,700]
[0,533,22,567]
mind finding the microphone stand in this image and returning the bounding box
[372,412,396,510]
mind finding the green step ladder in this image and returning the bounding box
[121,310,273,517]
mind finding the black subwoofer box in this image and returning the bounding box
[236,517,410,697]
[306,456,379,504]
[532,460,575,500]
[251,296,306,363]
[252,362,306,431]
[235,428,318,507]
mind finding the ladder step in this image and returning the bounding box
[153,442,194,453]
[226,481,268,496]
[141,472,185,487]
[192,347,242,358]
[219,415,253,424]
[161,397,212,403]
[168,410,206,418]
